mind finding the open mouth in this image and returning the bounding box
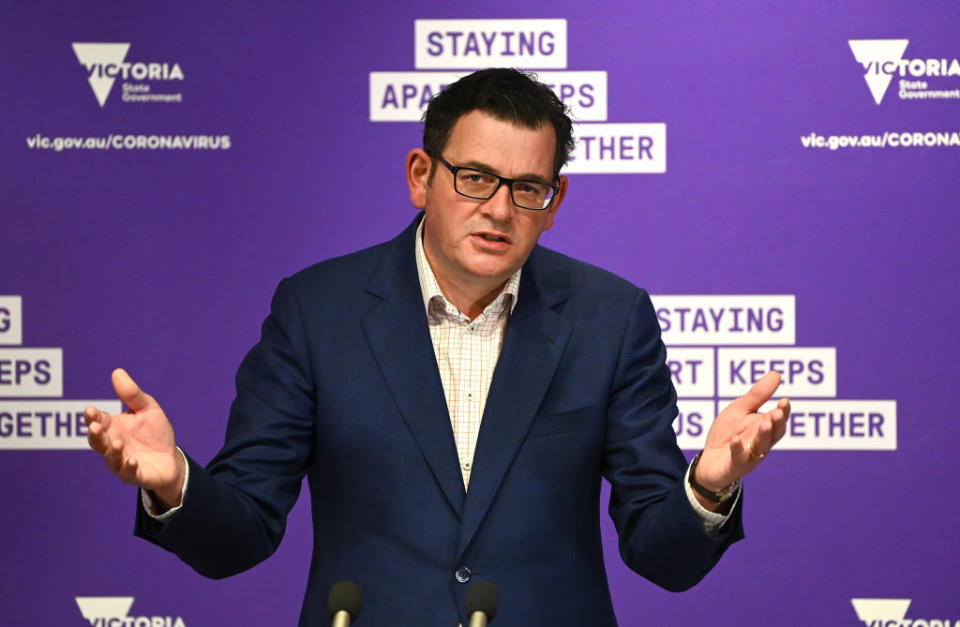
[477,233,508,243]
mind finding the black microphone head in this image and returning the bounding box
[327,580,361,620]
[465,579,498,622]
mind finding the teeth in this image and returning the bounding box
[480,234,505,242]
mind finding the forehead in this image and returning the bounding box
[443,110,557,179]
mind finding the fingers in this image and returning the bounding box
[730,433,751,465]
[772,399,790,443]
[729,370,782,413]
[743,401,790,460]
[778,397,791,420]
[85,403,132,478]
[111,368,153,412]
[717,395,792,483]
[745,418,771,461]
[84,405,112,454]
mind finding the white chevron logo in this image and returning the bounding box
[850,598,912,625]
[848,39,910,105]
[74,596,186,626]
[72,43,131,107]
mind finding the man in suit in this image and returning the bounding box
[85,68,790,625]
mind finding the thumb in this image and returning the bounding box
[111,368,153,412]
[730,370,781,413]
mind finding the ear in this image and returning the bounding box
[541,175,568,232]
[406,148,432,209]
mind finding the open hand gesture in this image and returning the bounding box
[84,368,185,507]
[693,371,791,492]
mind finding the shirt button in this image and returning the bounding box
[462,461,471,472]
[455,566,471,583]
[466,324,476,334]
[465,391,476,401]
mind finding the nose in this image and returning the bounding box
[481,182,515,222]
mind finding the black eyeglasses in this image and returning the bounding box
[435,156,559,211]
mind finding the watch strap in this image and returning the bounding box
[689,450,740,504]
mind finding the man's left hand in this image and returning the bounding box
[694,371,790,495]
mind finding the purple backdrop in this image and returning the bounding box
[2,1,959,625]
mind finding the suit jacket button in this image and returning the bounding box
[455,566,471,583]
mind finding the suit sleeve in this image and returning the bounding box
[602,288,743,592]
[134,276,316,579]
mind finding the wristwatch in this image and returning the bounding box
[689,450,741,504]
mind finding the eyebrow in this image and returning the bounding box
[459,159,553,185]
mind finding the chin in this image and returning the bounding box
[464,263,512,281]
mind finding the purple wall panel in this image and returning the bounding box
[2,1,958,625]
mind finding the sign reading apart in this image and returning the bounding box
[370,71,607,122]
[666,348,715,397]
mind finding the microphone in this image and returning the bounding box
[465,580,498,626]
[327,580,361,627]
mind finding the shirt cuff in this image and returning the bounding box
[140,447,189,522]
[684,462,739,537]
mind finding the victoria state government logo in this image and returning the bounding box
[848,39,960,104]
[851,598,960,627]
[75,596,186,627]
[71,43,185,107]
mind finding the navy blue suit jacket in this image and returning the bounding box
[136,215,743,625]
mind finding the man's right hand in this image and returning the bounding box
[85,368,185,510]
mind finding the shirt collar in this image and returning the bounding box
[414,217,520,320]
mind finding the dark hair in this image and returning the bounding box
[422,68,575,178]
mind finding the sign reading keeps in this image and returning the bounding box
[655,295,898,451]
[718,347,836,398]
[0,296,120,450]
[0,348,63,397]
[370,18,666,174]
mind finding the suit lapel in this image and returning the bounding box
[361,215,466,517]
[456,248,572,558]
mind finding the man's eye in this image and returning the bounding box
[515,182,547,196]
[460,171,495,186]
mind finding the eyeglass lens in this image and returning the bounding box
[454,169,554,209]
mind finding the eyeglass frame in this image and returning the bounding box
[433,155,560,211]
